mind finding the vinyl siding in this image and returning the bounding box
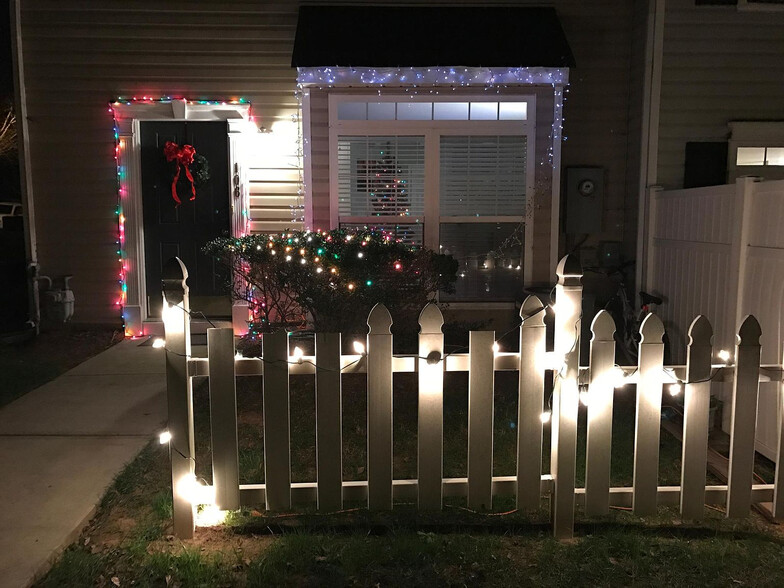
[20,0,302,325]
[19,0,642,323]
[657,0,784,188]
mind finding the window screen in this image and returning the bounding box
[337,136,425,217]
[440,136,527,216]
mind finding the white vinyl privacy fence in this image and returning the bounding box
[645,178,784,459]
[161,255,784,540]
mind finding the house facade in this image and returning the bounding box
[10,0,784,336]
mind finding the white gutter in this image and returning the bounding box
[635,0,665,299]
[10,0,40,332]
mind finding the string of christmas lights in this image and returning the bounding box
[109,96,253,337]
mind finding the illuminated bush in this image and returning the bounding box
[205,228,457,336]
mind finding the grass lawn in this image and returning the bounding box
[0,325,122,407]
[38,370,784,586]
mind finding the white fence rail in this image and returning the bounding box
[645,178,784,459]
[161,255,784,540]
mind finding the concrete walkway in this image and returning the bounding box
[0,339,167,588]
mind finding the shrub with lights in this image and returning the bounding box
[205,228,458,336]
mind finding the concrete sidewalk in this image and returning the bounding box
[0,339,167,588]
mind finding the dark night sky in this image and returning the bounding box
[1,0,13,100]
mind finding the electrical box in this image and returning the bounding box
[565,167,604,234]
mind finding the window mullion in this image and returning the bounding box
[424,128,440,251]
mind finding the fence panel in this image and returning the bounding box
[316,332,342,511]
[207,327,240,510]
[262,331,291,511]
[633,313,665,516]
[680,316,712,520]
[161,255,782,539]
[727,315,762,518]
[367,303,394,510]
[418,304,445,510]
[468,330,495,511]
[517,295,546,511]
[585,311,616,516]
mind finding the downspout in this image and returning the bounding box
[635,0,665,299]
[10,0,40,333]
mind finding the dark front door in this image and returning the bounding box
[141,121,230,318]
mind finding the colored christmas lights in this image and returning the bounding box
[110,96,252,337]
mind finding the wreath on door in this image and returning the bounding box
[163,141,211,206]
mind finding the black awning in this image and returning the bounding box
[291,6,575,69]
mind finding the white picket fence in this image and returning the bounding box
[161,255,784,540]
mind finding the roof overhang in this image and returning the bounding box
[292,5,575,71]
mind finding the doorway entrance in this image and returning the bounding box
[112,99,253,336]
[140,121,231,318]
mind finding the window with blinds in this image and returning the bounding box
[440,136,527,216]
[337,136,425,218]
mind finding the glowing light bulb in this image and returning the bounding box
[718,349,731,363]
[316,267,323,273]
[611,367,627,388]
[353,340,366,355]
[300,258,307,265]
[540,411,552,424]
[579,389,590,407]
[285,255,292,262]
[492,342,500,354]
[159,430,172,444]
[668,382,683,396]
[292,346,304,363]
[152,338,165,349]
[357,252,364,258]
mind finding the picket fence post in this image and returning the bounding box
[468,329,495,511]
[633,313,665,516]
[418,304,445,510]
[584,310,616,516]
[517,295,546,511]
[316,332,343,511]
[262,331,291,510]
[551,255,582,539]
[680,316,712,520]
[727,315,762,518]
[367,304,394,510]
[161,256,194,539]
[207,327,240,510]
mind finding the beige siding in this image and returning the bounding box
[20,0,302,325]
[20,0,642,323]
[657,0,784,188]
[558,0,638,264]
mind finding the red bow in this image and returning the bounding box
[164,141,197,205]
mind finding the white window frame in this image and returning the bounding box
[328,93,536,286]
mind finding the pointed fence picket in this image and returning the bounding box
[584,310,616,516]
[468,330,495,511]
[727,315,762,518]
[680,316,712,520]
[160,255,784,540]
[418,304,445,510]
[367,303,394,511]
[517,295,546,511]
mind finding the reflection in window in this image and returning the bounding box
[439,223,523,301]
